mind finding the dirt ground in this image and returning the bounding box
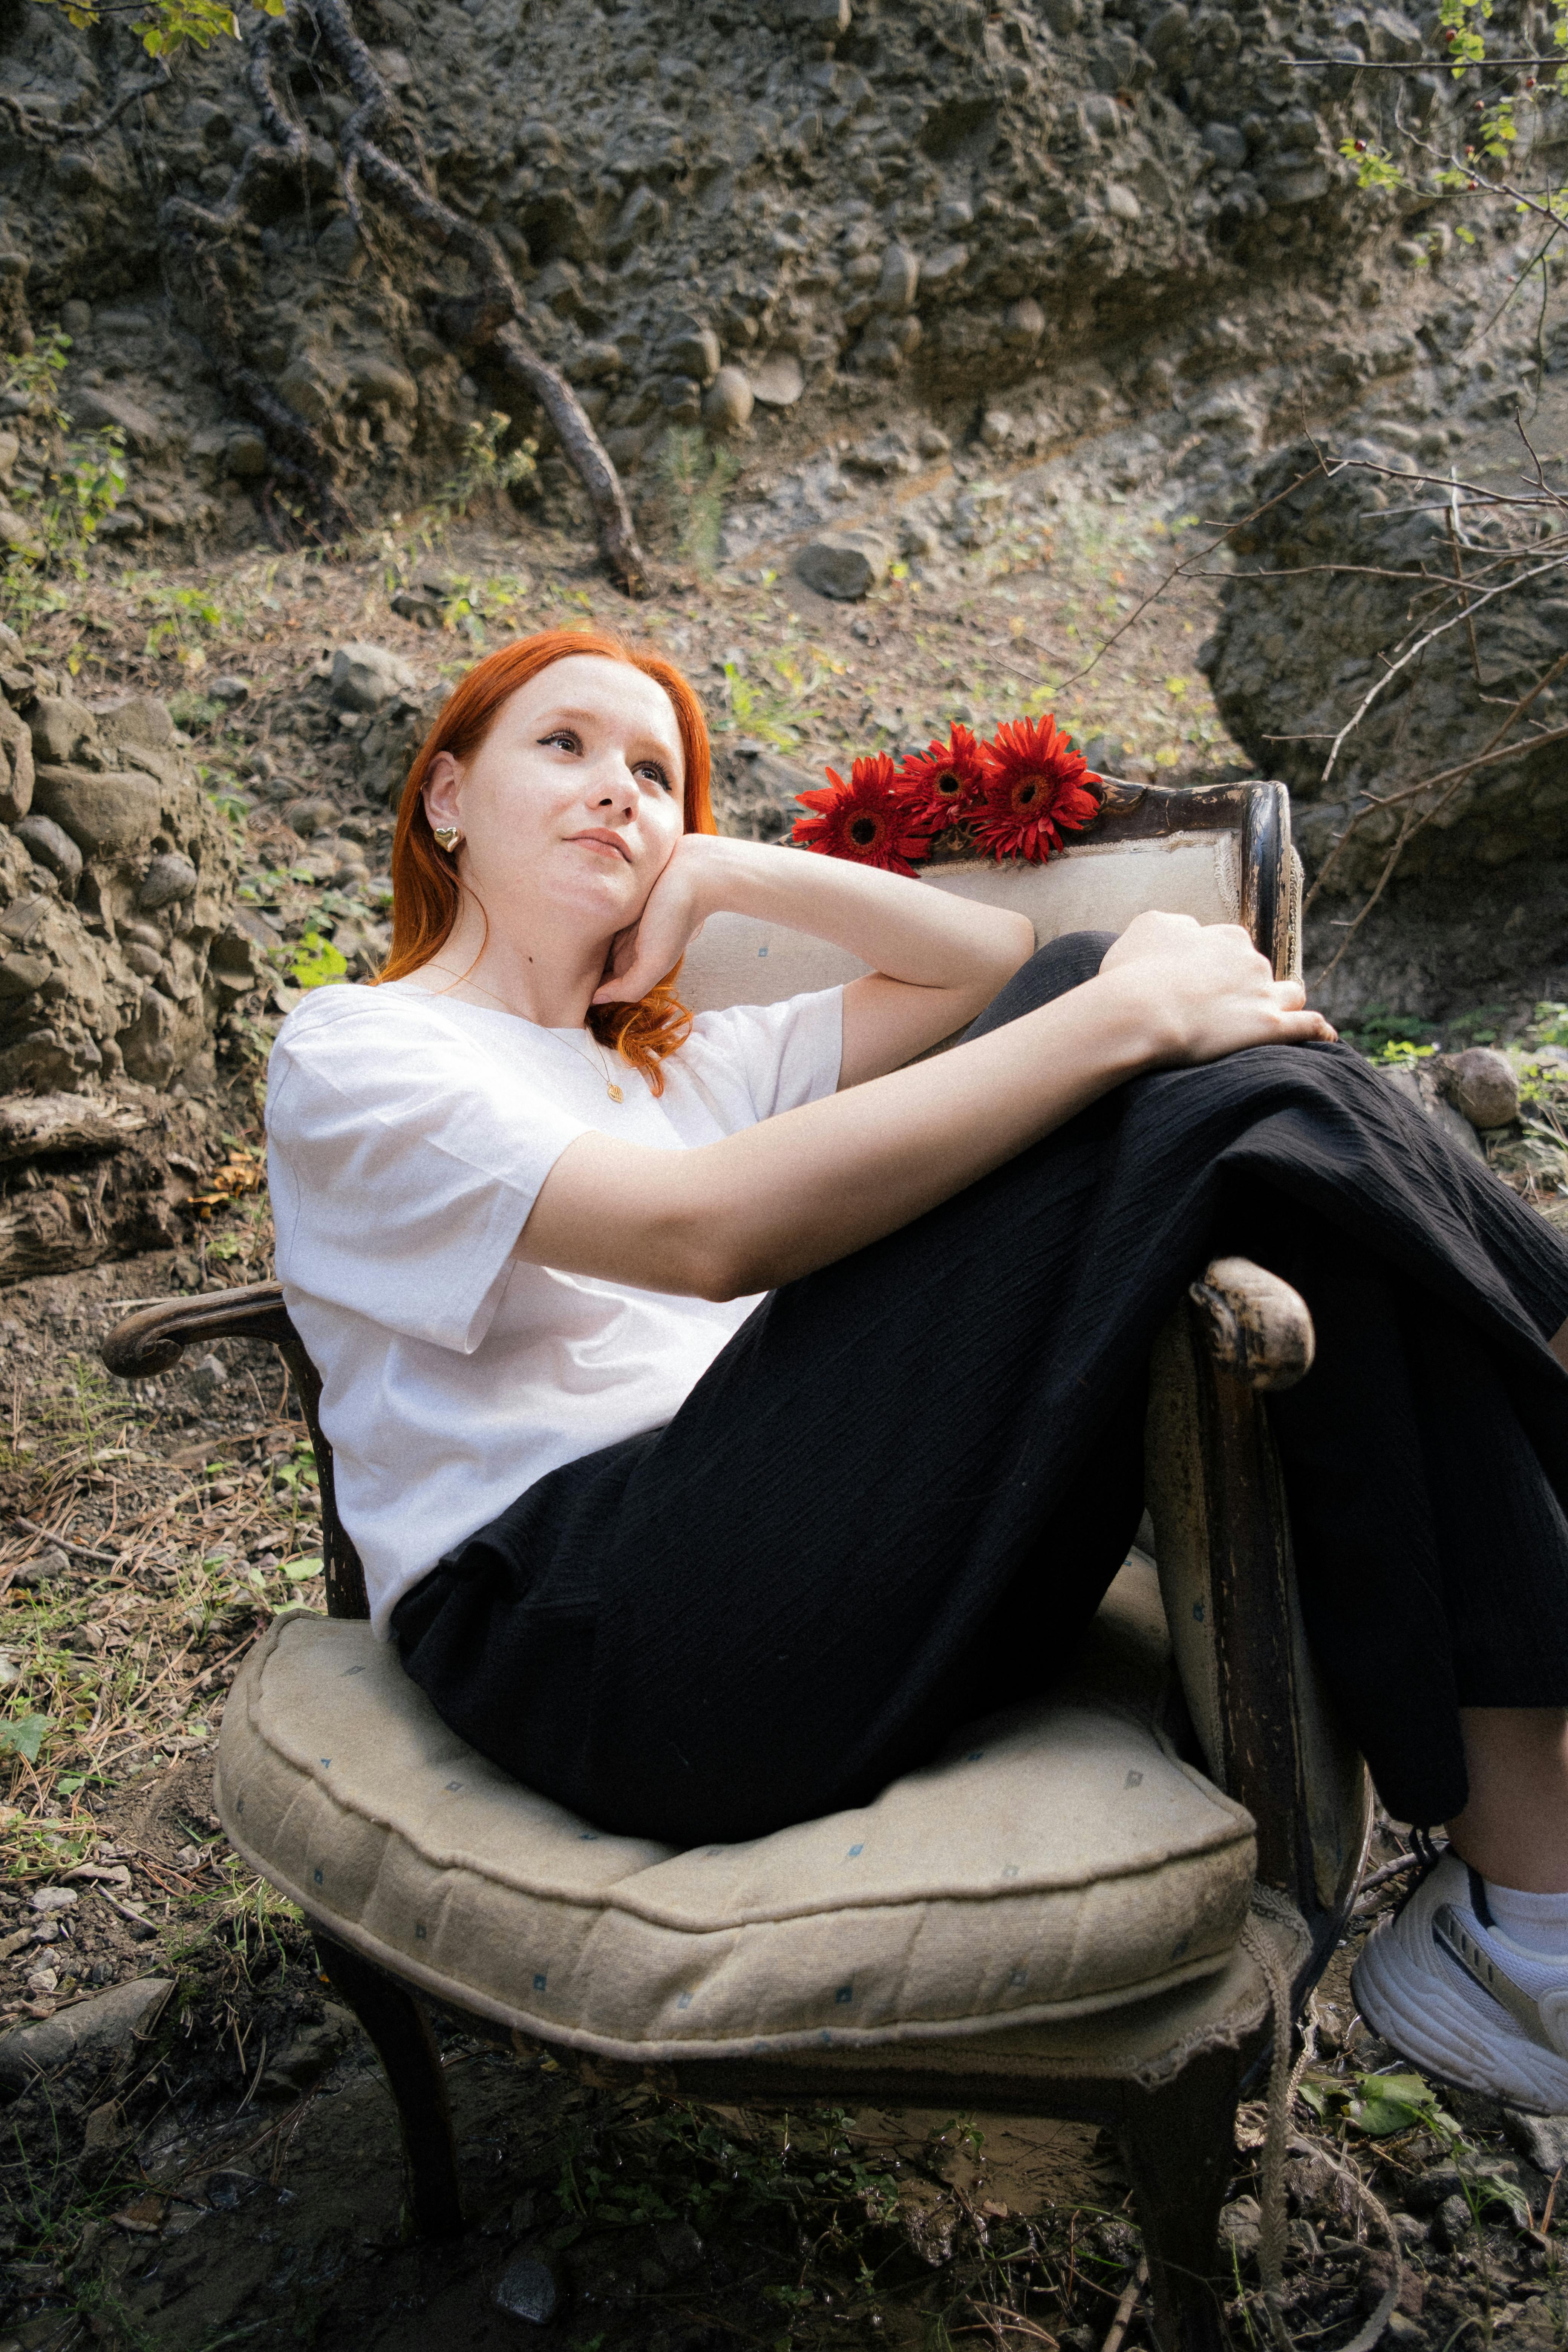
[6,466,1568,2349]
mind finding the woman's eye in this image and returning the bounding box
[638,764,674,792]
[541,729,580,753]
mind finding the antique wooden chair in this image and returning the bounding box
[101,779,1372,2352]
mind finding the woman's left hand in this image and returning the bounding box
[593,835,717,1004]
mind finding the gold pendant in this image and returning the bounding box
[607,1082,624,1102]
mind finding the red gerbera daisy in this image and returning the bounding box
[974,716,1101,863]
[793,753,934,876]
[898,723,988,831]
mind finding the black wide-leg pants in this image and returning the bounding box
[392,935,1568,1845]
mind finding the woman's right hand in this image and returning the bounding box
[1097,911,1337,1067]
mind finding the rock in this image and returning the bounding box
[1378,1063,1487,1162]
[669,324,720,382]
[495,2250,562,2325]
[28,694,97,768]
[27,1886,77,1914]
[1505,2110,1568,2174]
[278,352,349,424]
[226,429,268,478]
[1003,297,1046,346]
[1431,1047,1519,1131]
[795,528,893,600]
[92,693,176,752]
[917,424,951,459]
[1203,122,1249,169]
[899,514,940,559]
[15,813,79,894]
[331,641,417,714]
[702,366,754,431]
[1219,2195,1262,2257]
[980,410,1014,450]
[749,351,805,407]
[32,768,167,859]
[208,675,250,706]
[919,244,969,297]
[138,851,198,910]
[257,2002,358,2097]
[282,795,341,838]
[0,1976,173,2094]
[876,245,920,312]
[0,1092,145,1162]
[0,698,32,825]
[69,386,172,456]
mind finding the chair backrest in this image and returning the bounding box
[681,780,1300,1012]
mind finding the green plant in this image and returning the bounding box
[133,576,236,665]
[37,0,282,51]
[438,413,537,521]
[0,330,126,621]
[288,931,349,989]
[656,427,739,573]
[1345,1003,1442,1059]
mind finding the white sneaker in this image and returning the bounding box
[1351,1851,1568,2112]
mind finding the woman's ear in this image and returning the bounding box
[423,750,462,832]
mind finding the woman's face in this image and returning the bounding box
[423,654,686,937]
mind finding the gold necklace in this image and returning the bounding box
[557,1027,626,1104]
[414,968,626,1101]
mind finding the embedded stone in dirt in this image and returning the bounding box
[703,365,754,432]
[1431,1047,1519,1132]
[749,351,805,408]
[796,529,893,602]
[331,641,418,714]
[0,1974,173,2093]
[495,2249,562,2324]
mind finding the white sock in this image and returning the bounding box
[1481,1877,1568,1961]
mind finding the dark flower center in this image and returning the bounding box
[936,767,963,797]
[1014,774,1045,810]
[849,813,884,847]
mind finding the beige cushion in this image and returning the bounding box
[680,839,1243,1012]
[215,1558,1257,2063]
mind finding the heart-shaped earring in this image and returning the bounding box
[432,823,461,851]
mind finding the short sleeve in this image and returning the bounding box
[681,986,844,1127]
[265,994,589,1354]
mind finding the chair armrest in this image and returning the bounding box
[101,1282,294,1380]
[1187,1257,1314,1392]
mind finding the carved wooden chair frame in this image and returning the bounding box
[100,780,1371,2352]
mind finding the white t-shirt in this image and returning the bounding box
[265,978,845,1636]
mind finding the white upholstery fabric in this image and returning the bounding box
[680,838,1244,1013]
[216,1559,1257,2062]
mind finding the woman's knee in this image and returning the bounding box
[963,930,1116,1039]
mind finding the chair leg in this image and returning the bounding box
[1115,2040,1248,2352]
[314,1929,465,2240]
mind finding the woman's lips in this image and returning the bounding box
[568,831,631,862]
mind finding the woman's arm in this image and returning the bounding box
[592,834,1036,1086]
[523,913,1336,1300]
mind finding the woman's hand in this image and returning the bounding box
[593,835,718,1005]
[1098,911,1337,1066]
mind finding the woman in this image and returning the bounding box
[266,628,1568,2111]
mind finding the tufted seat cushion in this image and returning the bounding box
[215,1559,1257,2063]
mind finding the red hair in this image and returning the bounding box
[376,629,717,1093]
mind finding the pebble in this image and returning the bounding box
[137,851,199,910]
[702,366,754,431]
[1431,1047,1519,1132]
[0,1975,174,2090]
[27,1886,78,1914]
[494,2249,561,2324]
[795,528,893,601]
[330,641,417,715]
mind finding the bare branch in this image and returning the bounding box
[0,57,171,146]
[309,0,651,594]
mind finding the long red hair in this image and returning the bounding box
[376,629,716,1093]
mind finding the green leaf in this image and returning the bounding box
[0,1713,51,1762]
[289,931,349,990]
[283,1557,324,1582]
